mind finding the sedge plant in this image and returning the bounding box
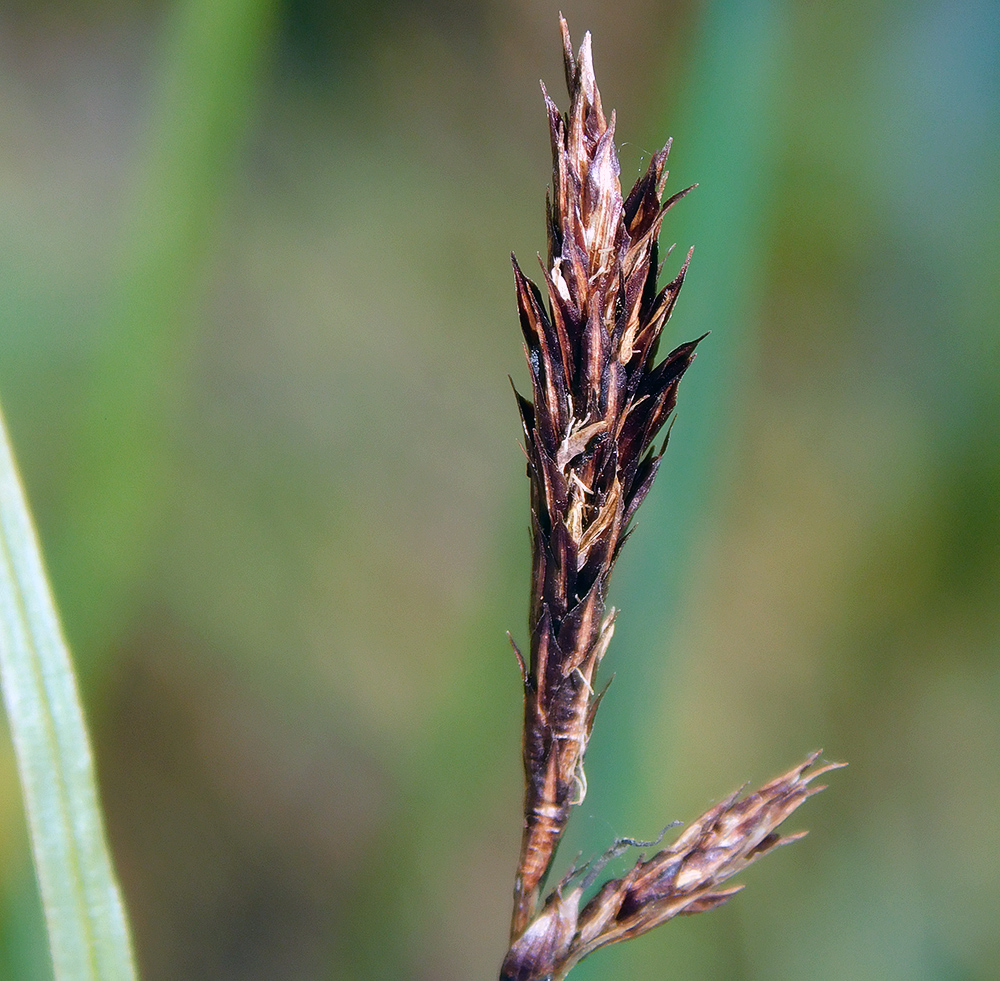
[500,20,842,981]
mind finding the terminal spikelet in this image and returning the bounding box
[509,17,700,936]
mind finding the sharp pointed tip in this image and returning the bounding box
[559,15,572,53]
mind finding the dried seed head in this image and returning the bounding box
[502,754,846,981]
[509,16,701,936]
[504,20,844,980]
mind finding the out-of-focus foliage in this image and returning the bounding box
[0,0,997,979]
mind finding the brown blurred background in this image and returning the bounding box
[1,0,999,978]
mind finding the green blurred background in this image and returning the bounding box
[2,0,999,978]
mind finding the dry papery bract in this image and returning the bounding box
[501,16,842,981]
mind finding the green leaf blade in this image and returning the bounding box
[0,405,137,981]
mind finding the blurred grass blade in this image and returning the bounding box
[0,405,137,981]
[53,0,279,674]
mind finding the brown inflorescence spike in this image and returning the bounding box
[507,19,701,939]
[503,18,843,979]
[502,754,846,981]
